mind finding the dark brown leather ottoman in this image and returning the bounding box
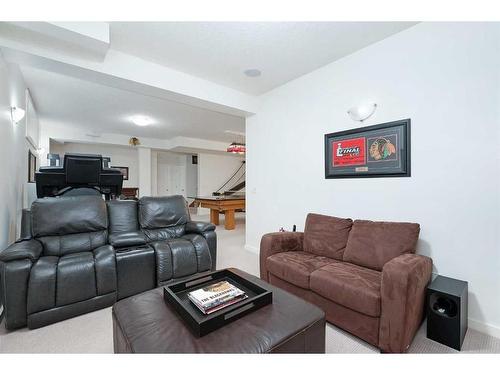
[112,268,325,353]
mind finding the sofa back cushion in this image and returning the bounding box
[107,200,139,233]
[31,196,107,237]
[37,231,108,257]
[31,196,108,256]
[138,196,189,242]
[343,220,420,271]
[303,213,353,260]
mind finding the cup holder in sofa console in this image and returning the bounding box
[429,293,458,318]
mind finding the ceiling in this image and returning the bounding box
[21,65,245,142]
[109,22,417,94]
[15,22,417,143]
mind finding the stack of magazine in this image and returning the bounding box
[188,280,248,314]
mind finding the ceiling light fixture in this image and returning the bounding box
[347,103,377,122]
[244,69,262,78]
[11,107,26,124]
[130,115,153,127]
[227,142,246,154]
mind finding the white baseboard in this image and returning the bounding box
[244,244,259,254]
[468,318,500,339]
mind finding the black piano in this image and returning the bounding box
[35,153,123,200]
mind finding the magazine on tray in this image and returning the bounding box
[188,280,247,314]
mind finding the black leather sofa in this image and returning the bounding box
[0,195,216,330]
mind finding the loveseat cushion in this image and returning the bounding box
[310,262,382,317]
[343,220,420,271]
[303,213,353,260]
[266,251,337,289]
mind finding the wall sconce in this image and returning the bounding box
[11,107,26,124]
[347,103,377,122]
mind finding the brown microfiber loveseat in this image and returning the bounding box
[260,213,432,353]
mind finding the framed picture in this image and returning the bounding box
[112,166,129,180]
[325,119,411,179]
[28,149,37,183]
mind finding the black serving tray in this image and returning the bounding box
[163,269,273,337]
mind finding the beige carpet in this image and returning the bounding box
[2,212,499,353]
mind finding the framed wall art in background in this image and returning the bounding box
[28,149,37,183]
[325,119,411,179]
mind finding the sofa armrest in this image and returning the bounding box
[185,221,217,270]
[108,231,146,248]
[259,232,304,281]
[379,253,432,353]
[185,221,216,234]
[0,239,43,263]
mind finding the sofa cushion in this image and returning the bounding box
[310,262,382,317]
[343,220,420,271]
[266,251,337,289]
[107,200,140,233]
[56,252,97,306]
[31,196,107,237]
[38,230,108,257]
[149,237,206,284]
[139,196,189,230]
[303,213,353,260]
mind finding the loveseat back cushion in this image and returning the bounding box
[107,200,139,233]
[343,220,420,271]
[139,196,189,230]
[303,213,353,260]
[266,251,337,289]
[31,196,107,237]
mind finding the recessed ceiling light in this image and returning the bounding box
[244,69,261,78]
[130,115,153,127]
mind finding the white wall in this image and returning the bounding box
[197,152,245,213]
[156,151,187,197]
[49,141,139,188]
[186,155,198,198]
[137,147,151,197]
[246,23,500,335]
[0,57,39,246]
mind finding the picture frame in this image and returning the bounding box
[112,166,129,180]
[28,149,37,183]
[325,119,411,179]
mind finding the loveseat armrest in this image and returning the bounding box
[379,253,432,353]
[185,221,216,234]
[0,239,43,263]
[259,232,304,281]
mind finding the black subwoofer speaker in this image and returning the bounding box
[426,275,468,350]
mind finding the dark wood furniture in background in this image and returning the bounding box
[121,187,139,199]
[191,196,245,230]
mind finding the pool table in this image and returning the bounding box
[190,195,245,230]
